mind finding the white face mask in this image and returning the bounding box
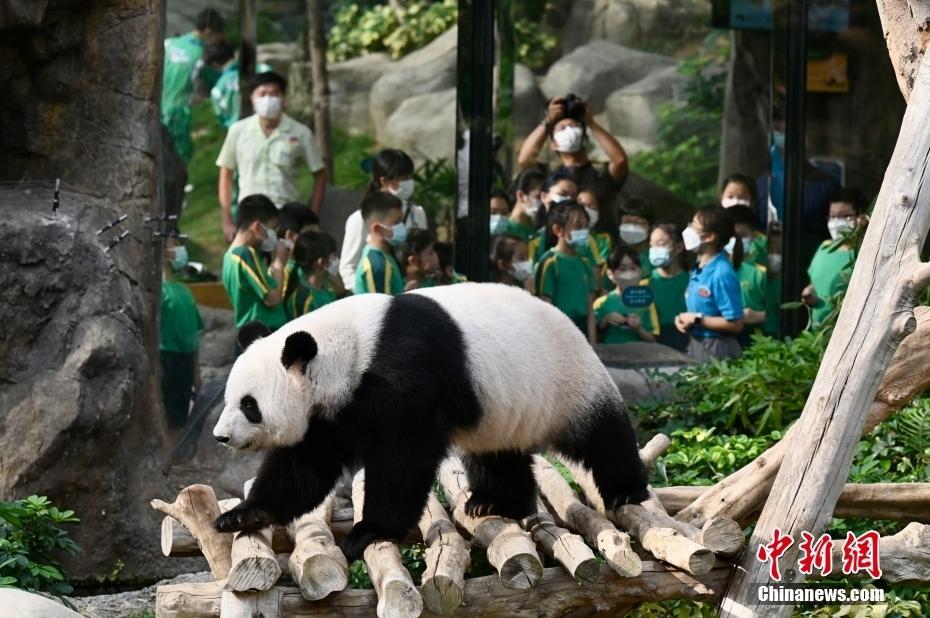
[253,95,282,119]
[768,254,782,273]
[553,125,584,153]
[549,193,571,205]
[569,229,589,247]
[682,226,703,252]
[721,196,751,208]
[325,257,340,277]
[828,217,855,241]
[584,207,599,228]
[524,197,542,218]
[260,224,278,253]
[619,224,648,246]
[511,260,533,282]
[490,214,509,236]
[649,246,672,268]
[391,179,415,202]
[617,270,641,283]
[724,236,752,255]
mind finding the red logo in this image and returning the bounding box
[757,529,882,580]
[798,532,833,576]
[841,531,882,578]
[698,286,712,298]
[756,528,794,581]
[288,136,299,145]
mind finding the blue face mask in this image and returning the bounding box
[649,246,671,268]
[386,222,407,247]
[490,214,508,236]
[569,229,589,247]
[170,246,189,271]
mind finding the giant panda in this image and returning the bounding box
[213,282,648,562]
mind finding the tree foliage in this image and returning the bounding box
[0,496,79,595]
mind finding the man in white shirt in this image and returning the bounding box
[216,71,328,242]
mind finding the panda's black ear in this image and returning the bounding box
[282,331,318,373]
[239,321,272,351]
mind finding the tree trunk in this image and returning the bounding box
[307,0,334,179]
[876,0,930,101]
[719,46,930,617]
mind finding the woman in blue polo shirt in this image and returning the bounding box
[675,206,745,362]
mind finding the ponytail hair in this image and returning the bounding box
[508,168,546,204]
[695,205,743,269]
[365,149,414,196]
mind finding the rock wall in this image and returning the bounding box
[0,0,177,580]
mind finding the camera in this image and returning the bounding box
[562,93,586,122]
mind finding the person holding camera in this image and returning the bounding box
[517,94,629,202]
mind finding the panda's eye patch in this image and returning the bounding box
[240,395,263,423]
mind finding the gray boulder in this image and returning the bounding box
[0,588,82,618]
[561,0,710,53]
[605,65,688,145]
[541,40,676,113]
[369,27,458,144]
[382,88,456,161]
[514,63,546,138]
[257,41,302,77]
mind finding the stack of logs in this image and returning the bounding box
[152,434,930,617]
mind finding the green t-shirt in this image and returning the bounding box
[649,270,689,330]
[745,232,768,267]
[160,280,203,353]
[536,249,597,320]
[210,61,273,130]
[161,33,202,162]
[287,281,337,320]
[764,272,782,336]
[807,240,854,327]
[222,245,289,330]
[738,261,767,312]
[355,244,405,295]
[593,289,660,344]
[506,219,535,242]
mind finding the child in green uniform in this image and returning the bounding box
[433,242,469,285]
[535,201,598,343]
[616,197,654,277]
[529,173,579,265]
[222,194,290,332]
[802,189,866,328]
[286,231,340,319]
[727,206,768,341]
[647,224,690,352]
[161,237,203,441]
[594,246,659,344]
[489,189,513,237]
[492,234,533,289]
[507,168,546,241]
[354,192,406,294]
[398,229,442,291]
[578,186,616,294]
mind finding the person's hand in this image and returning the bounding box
[675,312,697,333]
[801,284,818,307]
[404,279,421,292]
[626,314,641,330]
[858,213,870,229]
[607,312,627,326]
[583,99,594,125]
[546,98,566,124]
[223,217,236,244]
[272,241,290,268]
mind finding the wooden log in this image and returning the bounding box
[226,481,281,592]
[522,499,602,584]
[613,504,716,576]
[416,493,470,614]
[721,43,930,617]
[287,495,348,601]
[156,561,732,617]
[657,483,930,523]
[826,522,930,585]
[220,588,283,618]
[160,498,239,560]
[351,470,423,618]
[438,457,544,590]
[675,306,930,529]
[532,455,642,577]
[150,485,233,579]
[877,0,930,101]
[639,433,671,469]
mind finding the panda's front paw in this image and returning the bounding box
[618,486,650,507]
[213,505,273,533]
[338,520,383,564]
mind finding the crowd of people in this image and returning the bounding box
[157,10,868,434]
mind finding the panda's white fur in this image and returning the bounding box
[215,283,613,453]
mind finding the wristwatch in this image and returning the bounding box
[694,313,704,326]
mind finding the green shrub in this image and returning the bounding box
[651,427,781,487]
[412,157,457,236]
[0,496,79,595]
[328,1,457,62]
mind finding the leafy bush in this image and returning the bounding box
[651,427,781,487]
[412,157,457,238]
[0,496,79,595]
[630,32,730,205]
[513,18,559,72]
[635,330,828,437]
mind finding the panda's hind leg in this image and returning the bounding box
[462,450,537,519]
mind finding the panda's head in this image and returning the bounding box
[213,321,319,450]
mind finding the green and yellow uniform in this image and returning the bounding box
[528,227,547,266]
[536,248,597,329]
[745,232,768,266]
[737,261,767,345]
[160,280,204,428]
[593,289,660,344]
[592,231,613,262]
[602,245,652,291]
[648,270,689,351]
[450,271,468,284]
[506,219,535,242]
[287,281,337,320]
[807,240,854,328]
[162,33,203,163]
[222,245,288,330]
[355,244,405,295]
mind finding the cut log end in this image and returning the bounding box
[226,554,281,592]
[596,529,643,577]
[498,553,545,590]
[572,558,605,584]
[686,549,717,576]
[295,554,349,601]
[700,517,746,556]
[377,578,424,618]
[420,575,465,614]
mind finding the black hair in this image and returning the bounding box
[397,228,434,268]
[286,231,337,300]
[544,94,588,140]
[695,205,743,269]
[235,194,278,230]
[578,184,617,239]
[277,202,314,237]
[727,204,759,231]
[195,8,226,33]
[830,187,868,214]
[203,41,235,67]
[721,173,758,206]
[490,188,512,213]
[249,71,287,95]
[547,200,589,242]
[433,241,454,282]
[491,234,527,282]
[366,149,415,196]
[360,191,403,223]
[535,172,579,235]
[542,170,576,194]
[508,168,546,203]
[606,244,642,271]
[618,197,655,226]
